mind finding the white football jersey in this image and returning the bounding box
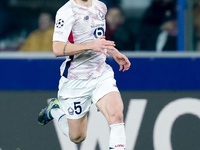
[53,0,113,79]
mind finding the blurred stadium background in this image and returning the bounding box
[1,0,200,150]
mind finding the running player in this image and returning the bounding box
[38,0,131,149]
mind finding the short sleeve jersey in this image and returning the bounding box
[53,0,112,79]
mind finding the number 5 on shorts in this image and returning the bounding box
[74,102,82,115]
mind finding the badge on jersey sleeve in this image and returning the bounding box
[56,19,65,28]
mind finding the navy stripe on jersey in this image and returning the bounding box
[63,31,74,78]
[63,55,74,78]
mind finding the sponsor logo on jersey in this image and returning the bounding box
[115,144,125,148]
[94,27,105,38]
[91,24,104,28]
[55,31,64,35]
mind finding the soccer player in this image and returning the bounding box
[38,0,131,149]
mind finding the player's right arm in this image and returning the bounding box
[53,36,115,57]
[53,41,91,57]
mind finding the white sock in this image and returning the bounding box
[109,123,126,150]
[51,108,69,137]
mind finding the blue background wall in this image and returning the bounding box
[0,55,200,90]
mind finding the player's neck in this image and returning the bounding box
[74,0,92,8]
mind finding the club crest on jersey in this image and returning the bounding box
[99,11,105,20]
[56,19,65,28]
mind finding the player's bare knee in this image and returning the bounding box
[70,133,86,144]
[71,136,86,144]
[109,111,124,124]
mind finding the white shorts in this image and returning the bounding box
[57,70,119,119]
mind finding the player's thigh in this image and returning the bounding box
[96,91,124,125]
[67,114,88,141]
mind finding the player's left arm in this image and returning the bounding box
[107,48,131,72]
